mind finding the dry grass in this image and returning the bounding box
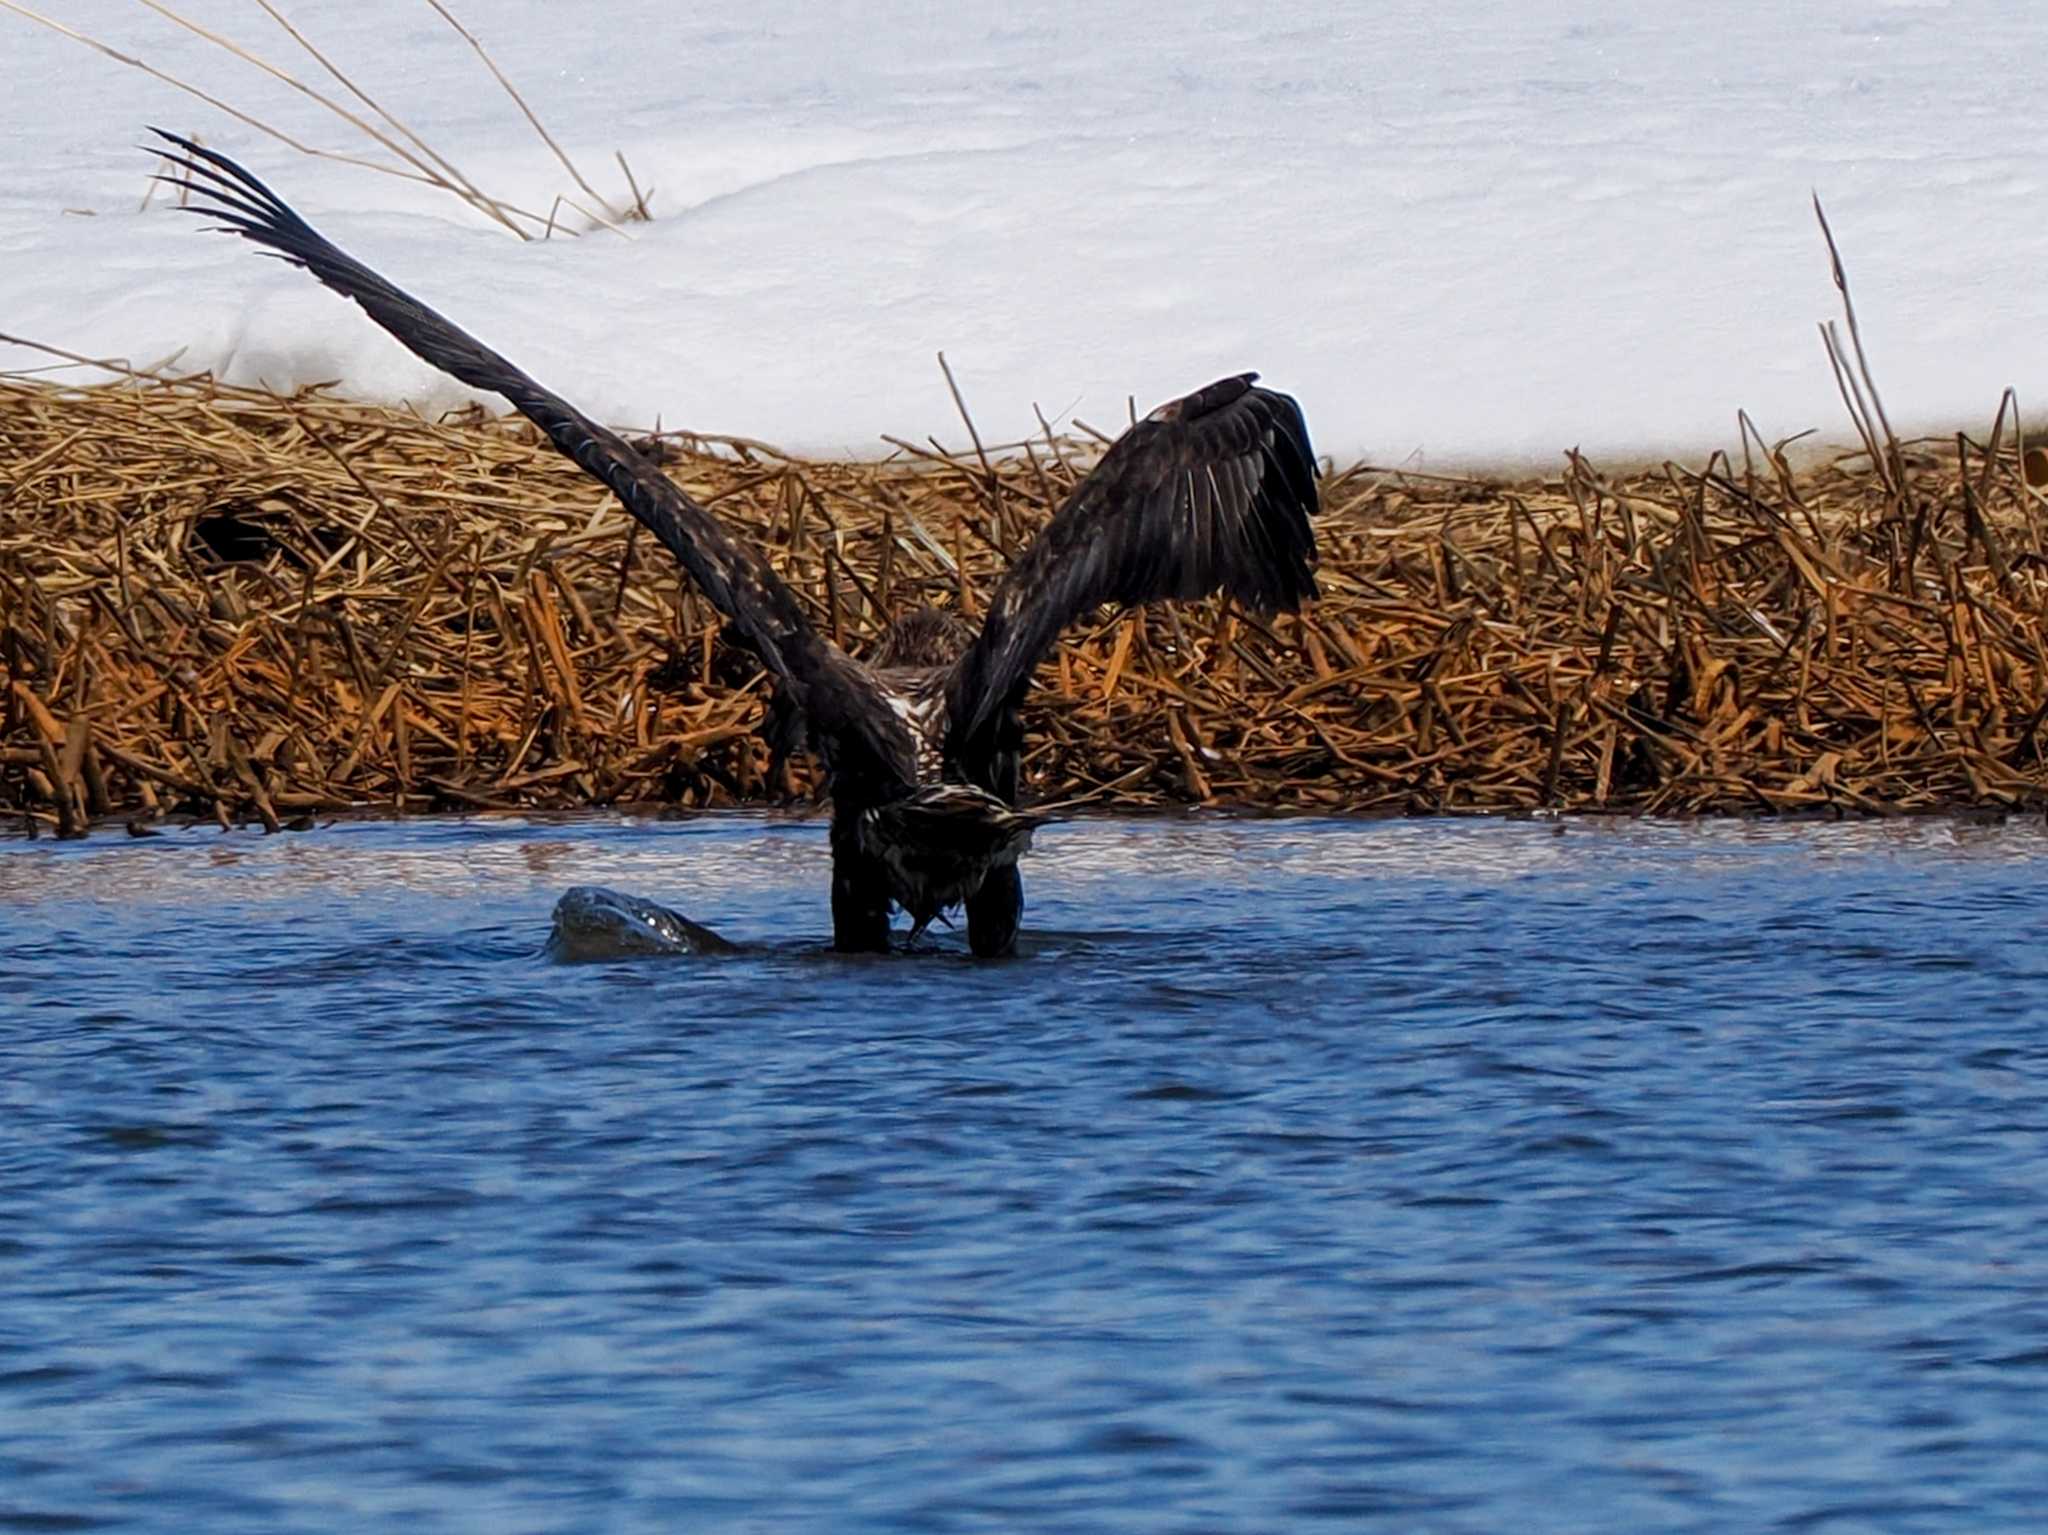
[7,355,2048,837]
[3,0,648,238]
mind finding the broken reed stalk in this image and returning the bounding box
[8,362,2048,837]
[1813,197,1907,495]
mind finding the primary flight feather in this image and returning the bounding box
[152,129,1320,955]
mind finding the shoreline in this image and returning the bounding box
[4,799,2031,850]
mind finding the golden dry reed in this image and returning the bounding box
[6,363,2048,837]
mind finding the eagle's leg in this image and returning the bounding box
[966,863,1023,958]
[829,815,892,953]
[962,732,1024,959]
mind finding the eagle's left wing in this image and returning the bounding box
[151,131,916,794]
[944,374,1320,755]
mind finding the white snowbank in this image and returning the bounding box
[5,0,2045,469]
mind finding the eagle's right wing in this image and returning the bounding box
[153,130,914,793]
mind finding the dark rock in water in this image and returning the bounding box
[546,885,739,961]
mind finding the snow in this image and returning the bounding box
[5,0,2046,470]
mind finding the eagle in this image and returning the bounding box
[153,132,1320,957]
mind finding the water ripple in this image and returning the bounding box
[6,812,2048,1530]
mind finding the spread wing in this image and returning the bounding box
[151,131,914,794]
[945,374,1319,751]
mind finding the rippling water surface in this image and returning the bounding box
[7,812,2048,1531]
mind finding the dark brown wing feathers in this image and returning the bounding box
[153,133,1317,798]
[945,373,1319,749]
[151,130,914,793]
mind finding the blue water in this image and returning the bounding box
[6,812,2048,1532]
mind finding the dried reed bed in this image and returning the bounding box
[6,367,2048,836]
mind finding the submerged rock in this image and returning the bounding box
[546,885,739,961]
